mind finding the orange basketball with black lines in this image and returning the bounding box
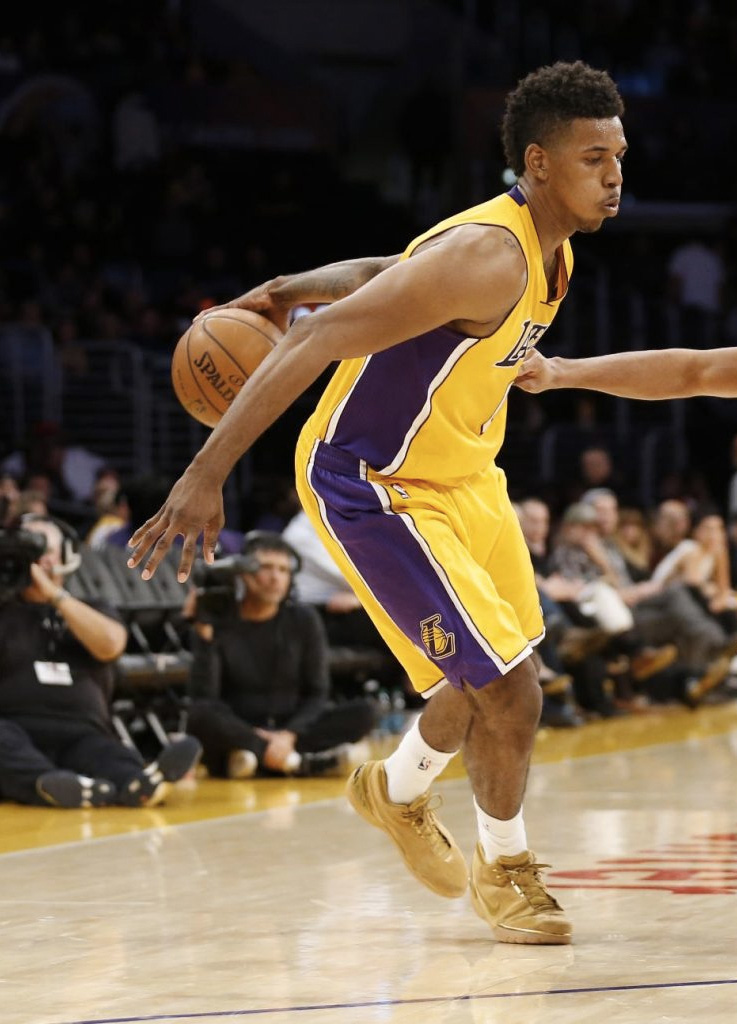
[171,308,282,427]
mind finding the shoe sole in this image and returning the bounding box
[346,767,467,899]
[157,737,202,782]
[36,773,116,809]
[470,882,572,945]
[144,782,169,807]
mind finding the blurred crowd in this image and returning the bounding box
[516,483,737,726]
[2,3,737,366]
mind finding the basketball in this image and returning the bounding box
[171,308,283,427]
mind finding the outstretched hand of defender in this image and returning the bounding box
[193,279,291,334]
[514,347,555,393]
[126,466,224,582]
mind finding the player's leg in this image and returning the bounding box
[296,434,469,897]
[297,437,562,922]
[329,457,570,941]
[464,659,570,944]
[457,470,570,943]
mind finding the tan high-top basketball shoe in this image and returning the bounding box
[346,761,468,898]
[470,844,572,944]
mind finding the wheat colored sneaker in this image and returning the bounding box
[470,844,572,944]
[346,760,468,898]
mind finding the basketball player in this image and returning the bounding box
[129,62,627,944]
[516,345,737,399]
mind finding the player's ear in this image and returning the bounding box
[525,144,548,181]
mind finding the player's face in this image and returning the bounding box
[546,117,627,233]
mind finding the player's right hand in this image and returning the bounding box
[193,280,291,334]
[126,466,224,583]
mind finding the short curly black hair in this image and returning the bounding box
[502,61,624,178]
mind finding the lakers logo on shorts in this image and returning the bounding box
[420,614,456,660]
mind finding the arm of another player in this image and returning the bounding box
[194,255,401,332]
[515,346,737,399]
[128,226,526,581]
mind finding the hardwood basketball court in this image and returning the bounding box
[2,703,736,1024]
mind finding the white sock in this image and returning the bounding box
[474,798,528,861]
[384,716,458,804]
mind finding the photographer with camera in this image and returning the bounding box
[0,513,201,808]
[184,531,378,778]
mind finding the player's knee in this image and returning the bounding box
[472,656,542,727]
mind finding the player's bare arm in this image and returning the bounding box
[195,255,401,331]
[515,346,737,399]
[128,226,526,581]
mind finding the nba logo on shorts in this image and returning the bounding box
[420,613,456,660]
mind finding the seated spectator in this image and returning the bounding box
[652,506,737,634]
[86,469,130,549]
[574,490,737,701]
[562,444,634,509]
[184,531,377,778]
[517,497,611,721]
[17,487,49,518]
[650,498,692,570]
[0,515,201,808]
[283,509,408,695]
[614,507,654,582]
[101,474,170,549]
[577,445,629,497]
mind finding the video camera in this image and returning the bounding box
[190,533,300,621]
[191,554,255,620]
[0,527,48,604]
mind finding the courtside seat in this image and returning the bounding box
[95,545,190,652]
[15,534,189,764]
[66,544,192,751]
[95,543,163,615]
[66,543,125,607]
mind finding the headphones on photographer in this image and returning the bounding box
[20,514,82,577]
[240,530,302,575]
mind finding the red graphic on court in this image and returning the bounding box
[548,832,737,894]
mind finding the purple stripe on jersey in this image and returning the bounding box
[508,184,526,206]
[328,325,472,471]
[309,443,505,688]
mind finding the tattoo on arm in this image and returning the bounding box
[502,233,523,255]
[273,256,397,305]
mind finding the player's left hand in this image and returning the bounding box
[126,466,224,582]
[514,348,553,393]
[193,280,291,334]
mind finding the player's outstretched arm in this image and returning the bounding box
[128,226,525,582]
[515,346,737,400]
[195,256,401,332]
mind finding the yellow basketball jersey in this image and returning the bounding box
[305,185,573,485]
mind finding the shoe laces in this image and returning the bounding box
[504,860,562,912]
[402,793,452,852]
